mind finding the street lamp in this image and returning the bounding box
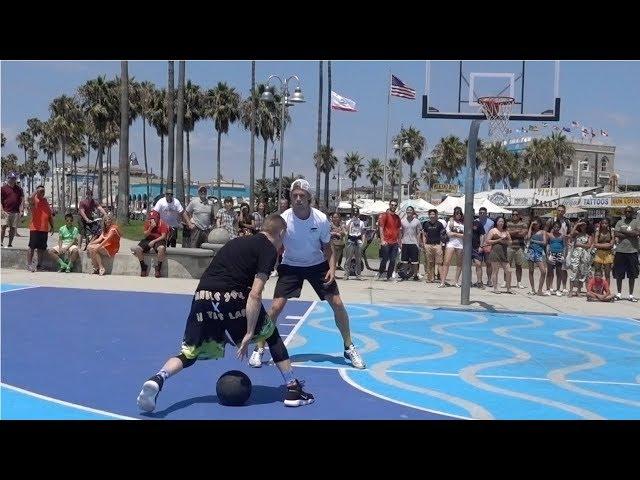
[261,75,305,204]
[393,140,411,202]
[269,149,280,182]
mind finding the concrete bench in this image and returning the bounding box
[129,246,222,278]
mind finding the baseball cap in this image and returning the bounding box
[148,210,160,221]
[7,172,17,179]
[198,185,207,193]
[290,178,311,194]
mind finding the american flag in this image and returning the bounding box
[390,75,416,99]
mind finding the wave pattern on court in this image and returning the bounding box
[2,285,638,419]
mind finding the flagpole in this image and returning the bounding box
[382,69,391,201]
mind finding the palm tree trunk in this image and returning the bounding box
[316,60,323,207]
[373,183,376,201]
[117,60,130,224]
[186,130,191,204]
[160,134,164,195]
[60,142,66,213]
[107,146,112,208]
[175,60,185,206]
[86,135,91,195]
[325,60,332,209]
[249,60,256,210]
[74,160,78,211]
[351,180,355,208]
[262,138,268,181]
[143,117,150,203]
[409,164,414,197]
[216,131,222,202]
[97,146,104,201]
[167,61,175,192]
[49,153,55,211]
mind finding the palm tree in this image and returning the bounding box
[478,142,513,189]
[387,158,400,199]
[77,76,119,204]
[148,88,169,195]
[253,178,271,207]
[366,158,384,200]
[344,152,364,209]
[167,61,175,191]
[50,95,84,212]
[183,80,204,203]
[175,61,186,205]
[314,145,337,209]
[67,137,86,209]
[249,61,256,210]
[393,126,426,197]
[117,61,130,224]
[505,152,529,189]
[136,80,157,204]
[545,132,575,187]
[16,131,34,168]
[431,135,466,182]
[24,150,38,195]
[2,153,19,179]
[523,138,551,187]
[204,82,241,201]
[421,159,440,201]
[316,60,323,207]
[1,132,6,148]
[326,61,332,206]
[38,121,60,209]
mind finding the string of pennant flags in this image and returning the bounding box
[507,121,608,137]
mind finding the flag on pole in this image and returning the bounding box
[590,127,596,137]
[572,121,579,128]
[331,91,357,112]
[601,129,609,137]
[390,75,416,99]
[562,127,571,132]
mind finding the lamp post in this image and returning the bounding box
[261,75,305,205]
[393,140,411,202]
[269,149,280,182]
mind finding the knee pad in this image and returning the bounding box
[265,330,289,363]
[176,353,197,368]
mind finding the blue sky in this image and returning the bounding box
[2,60,639,186]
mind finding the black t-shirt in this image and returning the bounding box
[422,220,444,244]
[197,233,277,292]
[471,219,483,249]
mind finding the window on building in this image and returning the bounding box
[601,156,608,172]
[582,158,589,170]
[584,180,589,187]
[565,179,571,187]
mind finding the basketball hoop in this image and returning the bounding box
[478,96,515,142]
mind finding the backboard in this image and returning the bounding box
[422,61,560,122]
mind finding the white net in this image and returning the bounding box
[478,96,515,142]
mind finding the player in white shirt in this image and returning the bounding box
[248,179,366,369]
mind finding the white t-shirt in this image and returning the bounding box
[401,217,421,245]
[153,197,184,228]
[446,219,465,250]
[281,207,331,267]
[346,217,364,237]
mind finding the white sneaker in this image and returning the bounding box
[544,290,551,296]
[137,379,160,413]
[344,344,366,369]
[249,347,265,368]
[615,293,622,301]
[500,282,507,288]
[518,283,526,289]
[556,290,563,296]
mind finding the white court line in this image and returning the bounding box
[285,315,303,320]
[1,383,138,420]
[383,370,640,387]
[283,301,318,346]
[338,369,470,420]
[0,285,39,293]
[280,323,297,326]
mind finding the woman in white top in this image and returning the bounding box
[440,207,464,288]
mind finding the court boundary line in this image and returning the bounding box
[1,383,138,420]
[337,369,469,420]
[0,285,39,293]
[283,300,317,346]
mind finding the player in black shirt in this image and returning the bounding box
[136,214,314,412]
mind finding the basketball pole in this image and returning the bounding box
[461,119,482,306]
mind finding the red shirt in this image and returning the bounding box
[143,219,170,241]
[29,195,52,232]
[587,277,608,295]
[1,184,24,212]
[379,211,401,244]
[79,198,99,221]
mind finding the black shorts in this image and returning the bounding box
[274,261,340,301]
[28,231,48,250]
[180,290,275,360]
[167,227,178,247]
[613,252,640,280]
[401,244,420,263]
[138,238,167,253]
[472,248,484,262]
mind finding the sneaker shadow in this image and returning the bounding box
[289,353,349,367]
[142,385,285,418]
